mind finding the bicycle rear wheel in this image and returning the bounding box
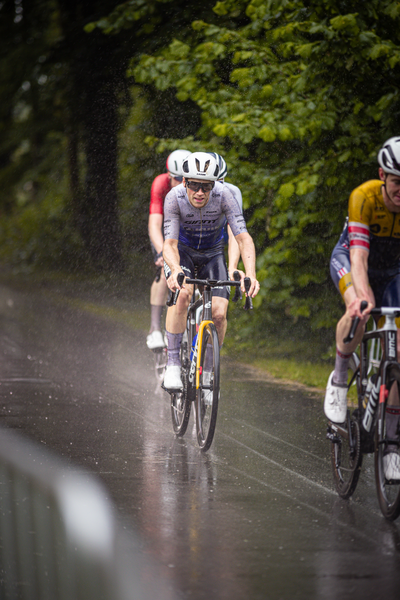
[170,333,192,436]
[330,414,362,499]
[154,347,167,382]
[195,322,220,452]
[375,364,400,521]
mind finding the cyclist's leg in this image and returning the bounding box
[331,247,367,364]
[325,239,366,421]
[163,252,194,389]
[196,252,230,345]
[147,242,169,350]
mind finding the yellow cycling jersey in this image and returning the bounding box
[348,179,400,269]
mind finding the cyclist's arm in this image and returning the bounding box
[235,232,259,297]
[163,238,183,292]
[148,213,164,266]
[227,225,242,278]
[350,247,375,317]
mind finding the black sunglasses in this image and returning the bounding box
[172,175,183,182]
[185,180,215,193]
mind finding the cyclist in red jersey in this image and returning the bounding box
[146,150,191,350]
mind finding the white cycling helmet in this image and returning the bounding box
[378,137,400,176]
[182,151,220,181]
[208,152,228,180]
[166,149,191,177]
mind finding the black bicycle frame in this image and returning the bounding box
[357,312,399,434]
[186,285,213,358]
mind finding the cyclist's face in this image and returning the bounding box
[380,168,400,212]
[183,178,212,209]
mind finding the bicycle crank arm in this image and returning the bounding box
[327,421,349,441]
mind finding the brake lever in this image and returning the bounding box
[232,271,242,302]
[343,300,368,344]
[166,272,185,307]
[244,277,253,310]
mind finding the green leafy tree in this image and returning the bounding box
[132,0,400,350]
[0,0,217,271]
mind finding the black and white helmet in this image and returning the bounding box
[378,137,400,176]
[166,149,191,177]
[182,152,220,181]
[208,152,228,180]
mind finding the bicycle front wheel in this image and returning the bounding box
[375,363,400,521]
[195,322,220,452]
[170,333,192,436]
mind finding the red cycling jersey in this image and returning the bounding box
[149,173,171,215]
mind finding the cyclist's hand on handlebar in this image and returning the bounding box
[167,269,185,293]
[348,297,374,321]
[229,268,245,282]
[244,275,260,298]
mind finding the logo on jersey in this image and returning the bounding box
[184,219,218,225]
[370,224,381,234]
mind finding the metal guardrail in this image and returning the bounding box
[0,427,174,600]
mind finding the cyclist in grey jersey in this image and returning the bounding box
[162,151,259,391]
[163,181,246,252]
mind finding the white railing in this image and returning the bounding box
[0,427,174,600]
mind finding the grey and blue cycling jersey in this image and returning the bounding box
[224,182,243,212]
[163,181,246,251]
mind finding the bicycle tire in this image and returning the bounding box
[154,347,167,383]
[330,415,362,499]
[330,353,363,499]
[195,322,220,452]
[170,333,192,436]
[375,363,400,521]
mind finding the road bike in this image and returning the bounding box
[327,301,400,520]
[165,271,252,451]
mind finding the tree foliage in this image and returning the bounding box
[0,0,211,271]
[132,0,400,339]
[3,0,400,354]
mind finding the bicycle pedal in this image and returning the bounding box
[326,426,339,443]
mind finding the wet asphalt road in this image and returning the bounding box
[1,277,400,600]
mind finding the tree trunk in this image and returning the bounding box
[81,78,122,271]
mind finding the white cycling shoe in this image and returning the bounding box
[146,330,165,351]
[324,371,348,423]
[384,453,400,480]
[163,365,183,391]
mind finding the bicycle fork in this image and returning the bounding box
[188,320,214,388]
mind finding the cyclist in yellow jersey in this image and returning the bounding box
[325,137,400,479]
